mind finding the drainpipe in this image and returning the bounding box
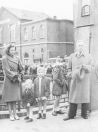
[19,23,22,62]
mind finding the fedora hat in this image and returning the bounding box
[72,66,85,80]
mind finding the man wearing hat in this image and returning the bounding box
[63,40,93,120]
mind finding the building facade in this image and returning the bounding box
[73,0,98,110]
[20,18,74,63]
[73,0,98,63]
[0,7,74,63]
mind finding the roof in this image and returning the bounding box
[0,7,51,21]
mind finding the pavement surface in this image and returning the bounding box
[0,108,98,132]
[0,101,69,119]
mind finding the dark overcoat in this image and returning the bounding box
[34,76,50,98]
[22,88,37,107]
[2,55,23,103]
[52,66,67,96]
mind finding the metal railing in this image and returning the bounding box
[0,75,69,111]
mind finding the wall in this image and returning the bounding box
[47,19,60,42]
[0,8,21,57]
[47,19,74,58]
[20,20,48,63]
[21,20,47,44]
[0,9,20,46]
[60,20,74,42]
[22,43,47,63]
[73,0,98,110]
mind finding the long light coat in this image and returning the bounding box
[68,52,93,103]
[2,55,23,103]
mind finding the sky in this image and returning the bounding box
[0,0,74,20]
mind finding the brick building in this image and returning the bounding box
[0,6,74,63]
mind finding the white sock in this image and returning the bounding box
[38,111,41,114]
[43,110,46,114]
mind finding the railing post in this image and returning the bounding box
[18,101,20,111]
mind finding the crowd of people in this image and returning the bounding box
[1,40,94,123]
[23,57,67,76]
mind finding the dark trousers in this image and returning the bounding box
[68,103,89,118]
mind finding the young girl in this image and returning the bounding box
[22,79,37,123]
[34,66,50,119]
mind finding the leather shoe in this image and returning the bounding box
[56,110,65,114]
[24,116,29,120]
[26,118,33,123]
[52,111,57,116]
[14,115,20,120]
[82,116,88,119]
[63,116,74,121]
[37,113,42,119]
[10,116,15,121]
[42,114,46,119]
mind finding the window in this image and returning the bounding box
[81,5,90,16]
[40,25,44,38]
[24,28,28,41]
[10,24,15,42]
[32,27,36,39]
[32,49,35,53]
[81,0,90,16]
[24,52,29,63]
[0,27,2,44]
[41,48,44,52]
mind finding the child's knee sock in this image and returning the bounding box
[29,107,33,119]
[43,100,47,114]
[26,107,29,117]
[53,96,60,112]
[38,100,42,114]
[53,99,58,112]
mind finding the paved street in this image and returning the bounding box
[0,109,98,132]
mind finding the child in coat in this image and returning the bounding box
[34,66,50,119]
[22,79,37,123]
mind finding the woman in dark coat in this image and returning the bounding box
[2,44,23,121]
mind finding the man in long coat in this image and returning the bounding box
[63,40,93,121]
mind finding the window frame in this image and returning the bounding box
[40,25,44,38]
[24,52,29,64]
[81,5,90,17]
[41,48,44,52]
[10,24,15,42]
[24,28,28,41]
[32,27,36,40]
